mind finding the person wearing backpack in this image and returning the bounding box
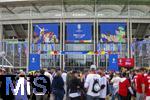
[84,65,102,100]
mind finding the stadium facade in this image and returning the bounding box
[0,0,149,71]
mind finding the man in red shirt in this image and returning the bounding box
[118,73,134,100]
[134,68,145,100]
[145,72,150,100]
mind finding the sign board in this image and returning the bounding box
[33,23,59,43]
[125,58,134,67]
[29,54,40,71]
[100,23,126,43]
[118,58,125,67]
[108,54,119,71]
[66,23,92,43]
[118,58,134,67]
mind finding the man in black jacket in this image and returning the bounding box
[32,70,51,100]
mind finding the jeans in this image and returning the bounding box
[86,95,99,100]
[111,93,118,100]
[54,94,64,100]
[118,94,127,100]
[54,90,64,100]
[136,92,144,100]
[109,85,113,95]
[111,87,118,100]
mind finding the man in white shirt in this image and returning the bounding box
[44,71,53,84]
[84,65,102,100]
[111,73,121,93]
[99,70,108,100]
[61,71,67,83]
[61,71,67,93]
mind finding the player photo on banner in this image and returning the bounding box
[66,23,93,43]
[33,23,59,43]
[100,23,126,43]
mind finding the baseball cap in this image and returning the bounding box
[90,64,97,70]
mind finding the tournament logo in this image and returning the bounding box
[73,24,85,39]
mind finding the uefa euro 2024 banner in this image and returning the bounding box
[100,23,126,43]
[108,54,119,71]
[33,23,59,43]
[66,23,92,43]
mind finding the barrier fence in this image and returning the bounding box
[0,40,149,69]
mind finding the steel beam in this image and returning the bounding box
[32,3,40,13]
[2,5,15,14]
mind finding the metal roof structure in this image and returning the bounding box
[0,0,150,5]
[0,0,149,19]
[0,0,149,39]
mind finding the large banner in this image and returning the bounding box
[118,58,134,67]
[66,23,92,43]
[29,54,40,71]
[118,58,126,67]
[108,54,119,71]
[100,23,126,43]
[124,58,134,67]
[33,23,59,43]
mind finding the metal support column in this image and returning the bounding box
[30,20,33,53]
[19,43,22,67]
[94,0,97,66]
[62,21,65,70]
[0,23,2,42]
[0,22,3,56]
[60,21,62,70]
[62,0,65,70]
[127,21,130,58]
[13,39,15,66]
[130,21,134,65]
[0,23,4,67]
[93,21,96,65]
[96,20,99,67]
[127,4,130,58]
[28,7,33,70]
[26,20,30,72]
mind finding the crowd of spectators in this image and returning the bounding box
[0,65,149,100]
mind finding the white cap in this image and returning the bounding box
[90,64,96,70]
[20,69,23,72]
[0,51,5,57]
[44,71,51,77]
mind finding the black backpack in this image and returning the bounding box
[92,79,101,93]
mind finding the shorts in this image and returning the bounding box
[146,96,150,100]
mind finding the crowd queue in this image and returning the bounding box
[0,65,149,100]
